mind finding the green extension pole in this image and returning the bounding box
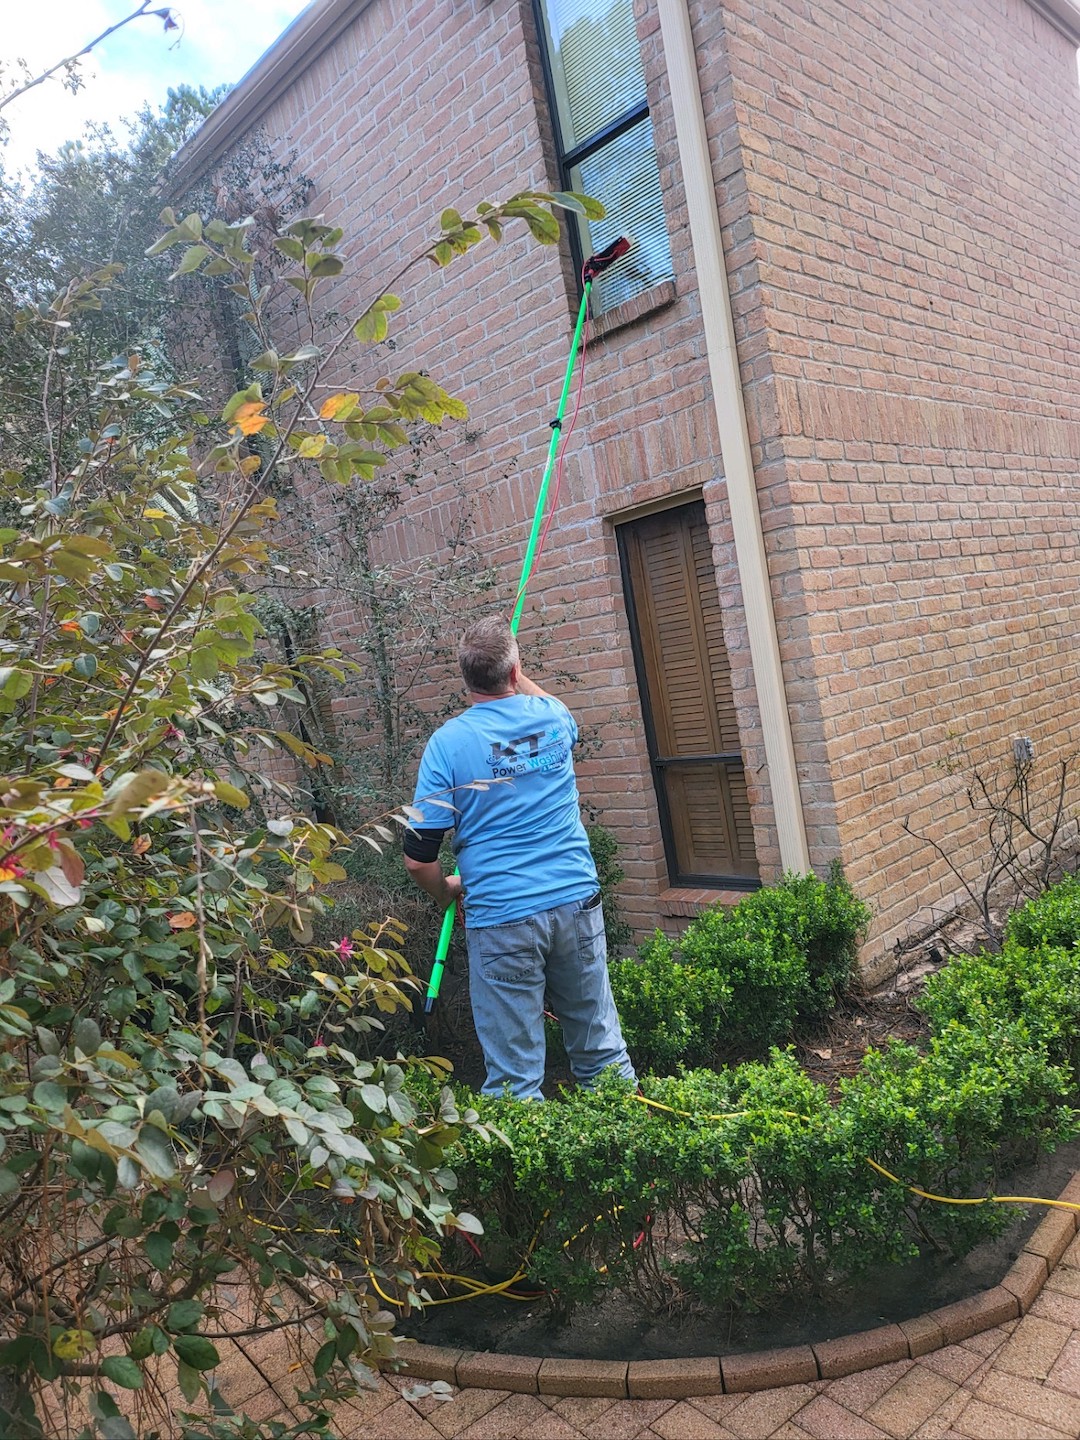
[423,281,594,1014]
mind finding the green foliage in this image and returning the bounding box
[612,865,869,1066]
[586,823,632,957]
[609,932,732,1072]
[1006,873,1080,950]
[0,180,592,1433]
[917,937,1080,1086]
[451,875,1080,1320]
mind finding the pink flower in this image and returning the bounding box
[335,937,354,960]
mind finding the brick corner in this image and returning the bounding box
[1002,1250,1051,1313]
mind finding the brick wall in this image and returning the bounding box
[194,0,1080,973]
[698,0,1080,966]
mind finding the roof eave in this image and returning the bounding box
[1026,0,1080,44]
[164,0,371,198]
[165,0,1080,200]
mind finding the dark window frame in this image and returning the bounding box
[616,502,760,892]
[530,0,653,293]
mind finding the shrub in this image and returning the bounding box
[1007,873,1080,950]
[615,866,869,1063]
[608,931,732,1072]
[448,874,1080,1323]
[0,184,597,1436]
[918,940,1080,1086]
[587,823,633,958]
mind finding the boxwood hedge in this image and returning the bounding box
[445,873,1080,1317]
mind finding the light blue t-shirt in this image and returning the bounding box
[410,694,598,928]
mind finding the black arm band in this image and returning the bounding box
[402,828,449,864]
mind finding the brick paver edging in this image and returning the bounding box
[388,1173,1080,1399]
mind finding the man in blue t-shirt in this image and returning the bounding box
[403,615,636,1100]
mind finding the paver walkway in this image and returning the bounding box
[38,1233,1080,1437]
[243,1232,1080,1439]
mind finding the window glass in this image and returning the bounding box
[536,0,673,314]
[569,116,669,312]
[539,0,646,150]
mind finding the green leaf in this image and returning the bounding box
[307,254,344,278]
[190,645,219,681]
[173,1334,220,1371]
[354,307,389,345]
[166,1300,204,1333]
[176,1359,202,1403]
[0,668,33,700]
[101,1355,144,1390]
[73,1018,102,1054]
[440,207,462,230]
[134,1127,176,1181]
[145,1230,174,1270]
[173,245,209,276]
[313,1339,336,1378]
[360,1083,387,1114]
[32,1080,67,1111]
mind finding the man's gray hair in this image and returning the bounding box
[459,615,519,695]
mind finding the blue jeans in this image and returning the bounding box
[465,894,637,1100]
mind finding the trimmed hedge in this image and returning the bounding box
[608,863,870,1070]
[447,876,1080,1317]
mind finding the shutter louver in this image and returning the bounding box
[621,503,759,885]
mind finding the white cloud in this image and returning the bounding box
[1,0,312,177]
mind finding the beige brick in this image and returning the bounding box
[977,1368,1080,1436]
[794,1394,891,1439]
[1002,1252,1050,1313]
[456,1352,540,1394]
[396,1341,465,1384]
[628,1357,723,1399]
[865,1365,964,1439]
[815,1326,909,1379]
[722,1383,819,1436]
[899,1315,946,1360]
[538,1358,628,1398]
[951,1396,1071,1440]
[1025,1211,1078,1272]
[722,1346,819,1394]
[994,1314,1072,1381]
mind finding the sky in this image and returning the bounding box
[1,0,313,176]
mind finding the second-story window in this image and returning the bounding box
[534,0,673,315]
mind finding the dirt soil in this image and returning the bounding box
[402,961,1080,1361]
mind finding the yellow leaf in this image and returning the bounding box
[232,401,270,436]
[168,912,197,930]
[319,392,359,421]
[53,1329,96,1361]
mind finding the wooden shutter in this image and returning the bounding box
[620,502,759,886]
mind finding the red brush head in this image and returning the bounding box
[582,235,632,283]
